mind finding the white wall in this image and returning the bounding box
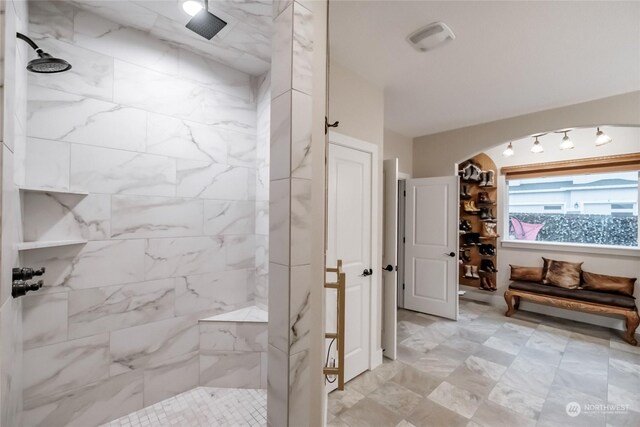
[19,2,267,425]
[384,128,413,176]
[329,61,385,352]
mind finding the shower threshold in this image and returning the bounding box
[102,387,266,427]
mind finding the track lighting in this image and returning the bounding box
[559,131,574,150]
[595,127,612,146]
[502,142,514,157]
[531,136,544,153]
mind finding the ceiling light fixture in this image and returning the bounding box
[182,0,203,17]
[406,22,456,52]
[595,127,612,146]
[502,142,514,157]
[559,131,574,150]
[531,136,544,154]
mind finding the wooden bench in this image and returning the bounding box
[504,282,639,346]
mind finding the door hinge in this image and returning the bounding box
[402,283,405,290]
[402,237,405,243]
[403,190,406,197]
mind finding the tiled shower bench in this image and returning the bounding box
[198,306,268,389]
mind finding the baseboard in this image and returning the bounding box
[371,349,383,369]
[460,285,627,332]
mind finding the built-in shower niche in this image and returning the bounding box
[18,187,97,251]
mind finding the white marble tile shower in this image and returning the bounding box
[21,2,270,425]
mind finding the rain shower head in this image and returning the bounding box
[17,32,72,74]
[185,0,227,40]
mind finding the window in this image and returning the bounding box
[507,171,639,247]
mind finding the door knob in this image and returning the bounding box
[360,268,373,277]
[444,252,456,258]
[382,265,394,272]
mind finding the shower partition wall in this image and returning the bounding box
[15,1,270,425]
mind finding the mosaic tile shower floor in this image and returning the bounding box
[102,387,266,427]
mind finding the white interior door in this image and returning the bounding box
[404,176,458,320]
[382,159,398,360]
[327,138,374,385]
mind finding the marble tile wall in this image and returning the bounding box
[18,2,270,426]
[1,0,29,426]
[199,320,268,390]
[268,1,315,426]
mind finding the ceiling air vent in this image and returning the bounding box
[407,22,455,52]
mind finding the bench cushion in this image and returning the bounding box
[509,281,637,310]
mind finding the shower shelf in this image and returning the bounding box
[19,186,88,196]
[18,239,88,251]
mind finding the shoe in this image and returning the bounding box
[469,233,481,245]
[480,208,495,222]
[459,219,472,232]
[479,243,496,256]
[478,192,492,204]
[480,259,498,272]
[471,265,480,279]
[463,201,480,213]
[482,222,498,237]
[485,170,495,187]
[460,249,471,263]
[460,185,472,200]
[468,164,482,181]
[464,265,473,278]
[478,171,487,186]
[486,276,497,291]
[480,277,491,291]
[461,164,472,181]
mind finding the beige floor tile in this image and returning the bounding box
[346,370,384,396]
[428,381,482,419]
[339,397,404,427]
[487,381,545,420]
[368,382,423,416]
[538,384,606,427]
[407,396,469,427]
[390,363,441,397]
[470,400,536,427]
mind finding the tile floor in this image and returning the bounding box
[328,299,640,427]
[102,387,266,427]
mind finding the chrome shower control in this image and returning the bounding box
[12,267,45,281]
[12,280,43,298]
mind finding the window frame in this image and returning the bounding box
[502,169,640,256]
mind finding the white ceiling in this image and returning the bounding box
[67,0,272,75]
[329,1,640,138]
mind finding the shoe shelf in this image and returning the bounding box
[458,152,499,292]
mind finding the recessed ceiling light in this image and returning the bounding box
[183,0,203,17]
[407,22,455,52]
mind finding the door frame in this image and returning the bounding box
[328,131,382,371]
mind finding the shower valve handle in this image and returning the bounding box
[12,267,46,281]
[12,280,43,298]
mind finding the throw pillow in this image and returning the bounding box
[509,265,544,283]
[582,271,636,297]
[542,258,583,289]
